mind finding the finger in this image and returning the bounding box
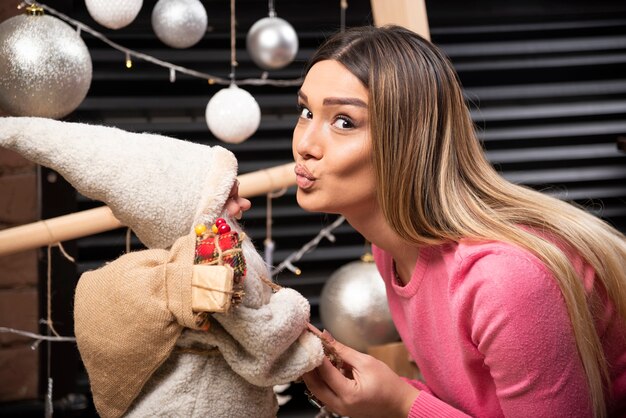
[236,196,251,212]
[303,359,352,417]
[302,366,337,400]
[306,322,323,337]
[224,197,251,217]
[224,180,251,218]
[323,333,368,370]
[224,199,240,217]
[315,353,354,395]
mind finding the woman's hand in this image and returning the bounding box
[224,180,251,219]
[302,332,420,418]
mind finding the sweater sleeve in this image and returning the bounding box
[450,249,592,417]
[408,392,472,418]
[401,378,472,417]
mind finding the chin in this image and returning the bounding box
[296,190,318,212]
[296,190,332,214]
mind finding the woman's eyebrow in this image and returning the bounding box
[322,97,367,108]
[298,90,367,108]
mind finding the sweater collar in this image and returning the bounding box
[390,246,434,298]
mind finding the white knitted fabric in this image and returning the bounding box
[0,117,236,249]
[127,228,324,417]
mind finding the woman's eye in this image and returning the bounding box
[298,105,312,119]
[331,116,355,130]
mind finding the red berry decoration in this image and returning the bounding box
[215,218,227,226]
[218,223,231,234]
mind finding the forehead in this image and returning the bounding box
[301,60,368,102]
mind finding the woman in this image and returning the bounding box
[294,25,626,417]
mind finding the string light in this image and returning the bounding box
[264,187,288,268]
[0,327,76,344]
[27,1,304,87]
[340,0,348,32]
[125,52,132,68]
[271,216,346,277]
[169,68,176,83]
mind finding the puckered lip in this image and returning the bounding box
[294,163,316,180]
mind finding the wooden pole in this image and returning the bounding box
[0,162,296,257]
[370,0,430,40]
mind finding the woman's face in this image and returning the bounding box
[292,60,376,217]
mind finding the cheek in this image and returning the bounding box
[328,146,376,200]
[339,164,376,198]
[331,140,372,179]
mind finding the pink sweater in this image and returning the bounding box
[372,239,626,417]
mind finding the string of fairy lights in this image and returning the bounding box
[22,0,348,87]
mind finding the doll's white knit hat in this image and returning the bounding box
[0,117,237,249]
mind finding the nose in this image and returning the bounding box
[293,122,323,161]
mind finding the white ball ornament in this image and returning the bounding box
[151,0,207,49]
[319,258,400,352]
[85,0,143,30]
[0,7,92,119]
[246,16,298,70]
[205,85,261,144]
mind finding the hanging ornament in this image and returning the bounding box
[0,5,92,119]
[205,84,261,144]
[151,0,207,49]
[319,255,400,352]
[85,0,143,30]
[246,15,298,70]
[205,0,258,144]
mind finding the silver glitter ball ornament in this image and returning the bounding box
[151,0,207,49]
[246,16,298,70]
[320,259,400,352]
[0,12,92,119]
[85,0,143,30]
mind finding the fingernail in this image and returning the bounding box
[321,329,335,343]
[235,210,243,220]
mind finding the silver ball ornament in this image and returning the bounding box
[205,85,261,144]
[151,0,207,49]
[320,259,400,352]
[85,0,143,30]
[0,13,92,119]
[246,16,298,70]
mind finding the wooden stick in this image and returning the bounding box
[237,162,295,198]
[370,0,430,40]
[0,162,296,257]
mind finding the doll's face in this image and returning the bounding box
[224,180,251,219]
[292,60,376,218]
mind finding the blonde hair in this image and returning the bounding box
[308,25,626,416]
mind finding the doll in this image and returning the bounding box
[0,117,325,418]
